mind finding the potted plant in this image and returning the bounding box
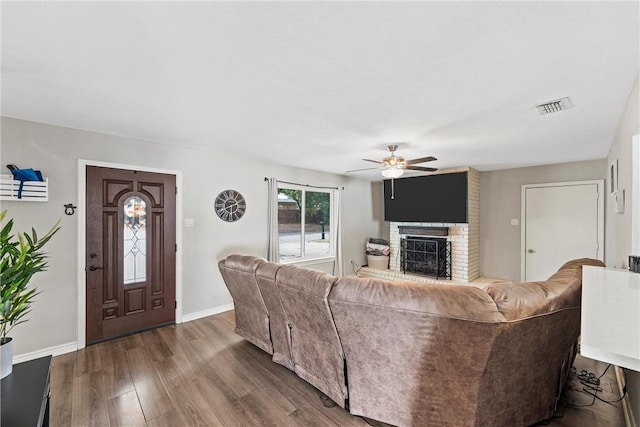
[0,210,60,378]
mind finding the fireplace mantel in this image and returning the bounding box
[398,226,449,237]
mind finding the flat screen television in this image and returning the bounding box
[384,172,468,223]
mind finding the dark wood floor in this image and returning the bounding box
[50,310,626,426]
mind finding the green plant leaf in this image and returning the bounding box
[0,210,60,340]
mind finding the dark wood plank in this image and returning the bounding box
[193,373,259,426]
[145,407,190,427]
[107,390,146,427]
[102,339,136,399]
[49,311,626,427]
[70,370,110,426]
[50,352,75,426]
[124,345,174,421]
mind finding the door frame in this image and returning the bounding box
[77,159,183,349]
[520,180,604,281]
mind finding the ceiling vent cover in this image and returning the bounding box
[536,97,573,115]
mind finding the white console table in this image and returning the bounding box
[581,266,640,371]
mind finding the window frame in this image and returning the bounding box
[277,183,336,264]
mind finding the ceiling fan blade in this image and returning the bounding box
[405,156,437,165]
[362,159,383,164]
[406,165,438,172]
[346,167,380,173]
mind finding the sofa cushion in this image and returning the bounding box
[218,255,272,354]
[331,276,503,322]
[255,261,293,370]
[275,264,347,407]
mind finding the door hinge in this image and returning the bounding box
[175,243,177,252]
[175,300,177,309]
[175,186,178,195]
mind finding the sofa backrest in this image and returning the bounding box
[218,254,603,426]
[481,258,605,321]
[218,254,272,354]
[556,257,606,272]
[482,279,580,320]
[474,307,580,426]
[255,261,293,370]
[474,259,604,426]
[328,258,603,427]
[275,264,347,408]
[328,276,504,426]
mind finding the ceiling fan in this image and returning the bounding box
[347,144,438,178]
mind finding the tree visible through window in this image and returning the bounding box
[278,185,333,261]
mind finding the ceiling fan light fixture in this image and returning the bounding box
[381,167,404,178]
[347,144,437,177]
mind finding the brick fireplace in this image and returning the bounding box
[360,167,479,284]
[389,221,476,282]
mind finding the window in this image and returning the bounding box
[278,184,334,262]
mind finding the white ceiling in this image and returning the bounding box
[2,2,638,179]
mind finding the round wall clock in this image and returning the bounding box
[215,189,246,222]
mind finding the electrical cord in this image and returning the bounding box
[564,364,627,409]
[541,363,625,424]
[351,260,361,275]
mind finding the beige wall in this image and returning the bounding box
[605,76,639,427]
[0,117,382,357]
[479,159,605,281]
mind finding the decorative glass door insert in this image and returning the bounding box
[123,196,147,284]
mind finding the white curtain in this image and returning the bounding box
[333,187,344,277]
[266,177,279,262]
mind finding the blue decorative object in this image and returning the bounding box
[6,165,44,199]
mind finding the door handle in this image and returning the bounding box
[88,265,104,271]
[527,249,535,254]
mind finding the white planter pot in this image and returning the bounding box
[1,337,13,379]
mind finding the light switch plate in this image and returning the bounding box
[184,218,195,227]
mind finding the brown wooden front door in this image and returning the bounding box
[86,166,176,344]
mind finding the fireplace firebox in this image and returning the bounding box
[401,236,451,280]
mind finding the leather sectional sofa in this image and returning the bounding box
[218,255,604,427]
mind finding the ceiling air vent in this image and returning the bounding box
[536,97,572,115]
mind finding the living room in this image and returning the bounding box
[1,2,638,426]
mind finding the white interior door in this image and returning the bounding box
[522,181,604,281]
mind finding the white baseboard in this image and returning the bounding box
[181,302,234,323]
[13,341,78,364]
[615,365,637,427]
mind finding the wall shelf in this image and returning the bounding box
[0,174,49,202]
